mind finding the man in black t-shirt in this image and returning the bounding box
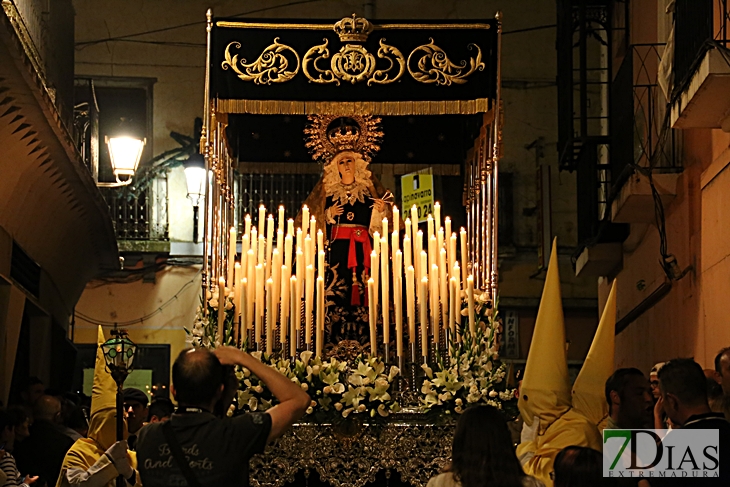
[136,347,310,487]
[648,358,730,486]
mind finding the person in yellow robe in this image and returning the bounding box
[56,327,141,487]
[516,240,617,487]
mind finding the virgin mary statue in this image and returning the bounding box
[296,115,393,353]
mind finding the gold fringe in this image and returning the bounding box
[215,98,492,116]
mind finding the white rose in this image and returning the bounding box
[323,386,333,394]
[301,383,309,391]
[310,400,317,407]
[489,390,498,398]
[312,365,321,375]
[357,404,366,412]
[334,402,343,411]
[255,385,264,394]
[306,406,314,414]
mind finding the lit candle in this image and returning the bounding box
[255,265,264,347]
[246,249,255,330]
[318,249,325,279]
[434,202,441,232]
[419,251,428,285]
[430,264,439,338]
[460,228,468,285]
[310,216,316,239]
[410,204,419,228]
[428,234,437,272]
[278,205,285,233]
[244,214,251,238]
[380,236,389,349]
[234,262,242,321]
[281,265,290,346]
[393,206,400,227]
[251,227,258,264]
[439,248,448,332]
[284,234,293,271]
[304,234,312,277]
[228,227,237,287]
[218,277,226,345]
[445,218,452,252]
[296,227,302,255]
[302,205,310,236]
[241,278,248,340]
[290,276,298,356]
[394,250,403,358]
[467,275,475,335]
[437,228,444,263]
[391,230,399,268]
[448,233,457,281]
[420,277,429,359]
[427,214,434,242]
[406,265,416,342]
[271,249,282,338]
[405,217,412,243]
[368,278,376,355]
[258,205,266,238]
[382,217,388,240]
[266,215,275,275]
[415,230,423,280]
[296,248,304,301]
[403,234,412,271]
[266,278,273,354]
[305,265,314,345]
[241,233,250,277]
[449,277,457,342]
[287,218,294,237]
[276,229,284,263]
[316,276,324,357]
[370,251,379,311]
[257,235,265,267]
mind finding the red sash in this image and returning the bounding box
[331,224,371,305]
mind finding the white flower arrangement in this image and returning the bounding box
[185,290,238,348]
[419,295,517,416]
[235,350,401,420]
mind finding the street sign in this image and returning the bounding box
[400,168,434,224]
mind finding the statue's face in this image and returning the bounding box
[337,154,356,184]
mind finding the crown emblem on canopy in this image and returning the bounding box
[333,14,374,43]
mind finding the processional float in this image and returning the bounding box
[193,11,505,487]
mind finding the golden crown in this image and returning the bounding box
[327,122,360,152]
[333,14,374,43]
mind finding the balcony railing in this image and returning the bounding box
[674,0,730,98]
[100,176,169,243]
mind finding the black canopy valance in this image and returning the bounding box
[209,16,500,116]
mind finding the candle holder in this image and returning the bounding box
[410,342,417,392]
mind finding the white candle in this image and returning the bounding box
[428,234,437,272]
[437,228,444,261]
[266,279,273,354]
[296,248,304,301]
[304,234,312,273]
[218,277,226,345]
[276,229,284,262]
[449,277,457,342]
[439,248,448,332]
[460,228,468,285]
[368,278,377,355]
[310,216,316,239]
[296,228,302,257]
[370,251,379,311]
[317,229,324,254]
[445,218,452,252]
[284,234,293,271]
[246,249,255,330]
[405,217,412,243]
[430,264,439,338]
[393,206,400,227]
[316,276,324,358]
[290,276,298,356]
[244,214,251,238]
[420,277,428,359]
[420,251,428,285]
[406,265,416,342]
[257,234,265,266]
[241,278,248,341]
[278,205,285,233]
[281,265,290,346]
[415,230,423,280]
[394,250,403,358]
[448,233,457,280]
[234,262,242,321]
[380,236,389,349]
[403,235,412,271]
[228,227,237,287]
[241,233,250,277]
[427,214,434,242]
[410,204,419,227]
[287,218,294,237]
[382,217,388,240]
[266,215,275,275]
[318,249,325,279]
[434,202,441,232]
[258,205,266,238]
[391,230,398,268]
[271,249,282,339]
[255,265,264,347]
[302,205,310,236]
[467,275,475,335]
[251,227,258,264]
[305,265,314,344]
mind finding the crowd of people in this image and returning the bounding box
[2,345,729,487]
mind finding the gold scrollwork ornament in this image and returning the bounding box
[408,39,485,86]
[303,38,405,86]
[221,38,300,85]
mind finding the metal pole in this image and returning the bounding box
[492,11,503,299]
[201,9,213,312]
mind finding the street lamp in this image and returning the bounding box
[184,153,206,243]
[97,135,146,188]
[101,328,137,485]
